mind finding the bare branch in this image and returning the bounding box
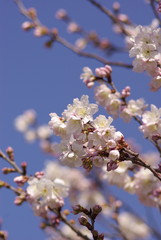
[56,36,132,68]
[0,151,23,175]
[87,0,130,36]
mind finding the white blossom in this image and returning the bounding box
[62,95,98,124]
[26,176,69,216]
[118,212,150,240]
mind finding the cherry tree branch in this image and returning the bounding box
[0,151,23,175]
[121,148,161,182]
[54,209,91,240]
[56,36,132,68]
[86,0,130,36]
[13,0,133,69]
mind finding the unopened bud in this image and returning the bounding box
[88,31,98,41]
[6,147,14,161]
[27,8,37,20]
[79,216,88,226]
[118,14,129,23]
[14,176,29,186]
[72,205,89,215]
[113,2,120,11]
[67,22,80,33]
[92,205,102,218]
[34,26,49,37]
[34,171,44,179]
[79,216,92,230]
[99,39,110,49]
[2,168,16,174]
[22,21,34,31]
[55,9,68,20]
[14,194,26,205]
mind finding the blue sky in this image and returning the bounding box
[0,0,161,239]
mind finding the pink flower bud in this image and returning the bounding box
[22,21,34,31]
[55,9,68,20]
[34,171,44,179]
[14,176,28,186]
[34,26,49,37]
[67,22,80,33]
[113,2,120,11]
[118,14,129,23]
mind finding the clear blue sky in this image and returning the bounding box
[0,0,161,239]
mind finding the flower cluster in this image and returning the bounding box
[129,25,161,91]
[117,212,150,240]
[81,66,148,121]
[95,83,121,118]
[44,161,109,213]
[14,110,52,142]
[26,175,69,216]
[139,104,161,141]
[49,95,124,169]
[102,152,161,207]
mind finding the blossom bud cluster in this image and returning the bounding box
[44,161,109,212]
[129,25,161,91]
[26,175,69,216]
[49,95,124,169]
[81,66,148,121]
[14,110,52,142]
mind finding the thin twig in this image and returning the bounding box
[54,210,91,240]
[87,0,130,36]
[14,0,132,69]
[56,36,132,68]
[0,151,23,175]
[122,148,161,182]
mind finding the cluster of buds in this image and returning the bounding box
[95,65,112,79]
[80,65,112,89]
[55,9,114,52]
[81,66,148,121]
[73,204,104,240]
[55,8,81,34]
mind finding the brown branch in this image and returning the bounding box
[14,0,132,69]
[87,0,131,36]
[122,148,161,182]
[56,36,132,68]
[0,151,23,175]
[53,210,91,240]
